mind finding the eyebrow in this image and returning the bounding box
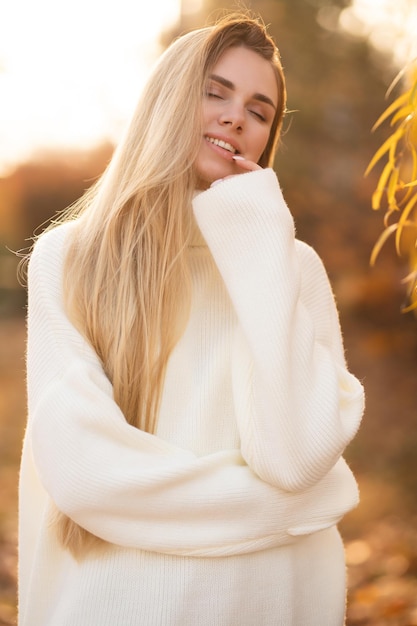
[209,73,277,110]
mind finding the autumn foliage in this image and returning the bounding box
[366,62,417,312]
[1,1,417,624]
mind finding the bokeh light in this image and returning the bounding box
[0,0,180,174]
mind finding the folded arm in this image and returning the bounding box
[26,223,359,555]
[193,169,364,491]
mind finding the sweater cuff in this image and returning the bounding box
[192,168,295,268]
[192,168,294,248]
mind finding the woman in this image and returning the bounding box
[19,12,364,626]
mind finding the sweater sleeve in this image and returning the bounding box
[193,168,364,492]
[25,222,359,557]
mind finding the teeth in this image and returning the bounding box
[206,136,237,154]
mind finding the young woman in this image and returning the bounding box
[19,13,364,626]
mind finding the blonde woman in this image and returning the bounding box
[19,13,364,626]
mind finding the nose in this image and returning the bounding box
[219,101,244,131]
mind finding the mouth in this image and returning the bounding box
[204,136,240,155]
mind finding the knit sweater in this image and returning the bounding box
[19,168,364,625]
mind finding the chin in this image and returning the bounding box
[195,163,233,190]
[194,141,238,188]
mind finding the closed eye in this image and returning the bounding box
[250,110,266,122]
[207,91,224,100]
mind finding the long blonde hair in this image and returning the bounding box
[50,12,287,556]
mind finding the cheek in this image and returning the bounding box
[202,101,216,125]
[253,129,271,161]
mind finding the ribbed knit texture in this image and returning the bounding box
[19,168,364,625]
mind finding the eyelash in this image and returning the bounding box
[207,91,267,122]
[250,110,266,122]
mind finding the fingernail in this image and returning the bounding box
[232,155,245,161]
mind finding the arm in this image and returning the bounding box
[193,168,364,492]
[26,223,359,556]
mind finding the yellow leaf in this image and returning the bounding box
[398,146,417,205]
[401,268,417,284]
[384,205,399,227]
[401,298,417,313]
[390,105,413,126]
[395,197,417,254]
[372,92,410,131]
[370,223,398,265]
[387,168,400,205]
[372,160,393,209]
[397,195,417,230]
[410,78,417,106]
[371,190,382,210]
[411,145,417,180]
[365,128,404,177]
[389,131,400,163]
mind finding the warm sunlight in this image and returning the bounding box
[0,0,180,174]
[339,0,417,67]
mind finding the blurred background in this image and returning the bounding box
[1,0,417,624]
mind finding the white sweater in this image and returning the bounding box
[19,168,364,625]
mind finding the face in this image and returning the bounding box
[195,45,278,189]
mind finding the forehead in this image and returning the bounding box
[210,46,278,103]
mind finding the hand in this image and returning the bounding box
[231,155,263,172]
[210,156,262,187]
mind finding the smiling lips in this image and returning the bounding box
[205,135,239,155]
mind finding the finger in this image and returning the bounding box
[232,155,262,171]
